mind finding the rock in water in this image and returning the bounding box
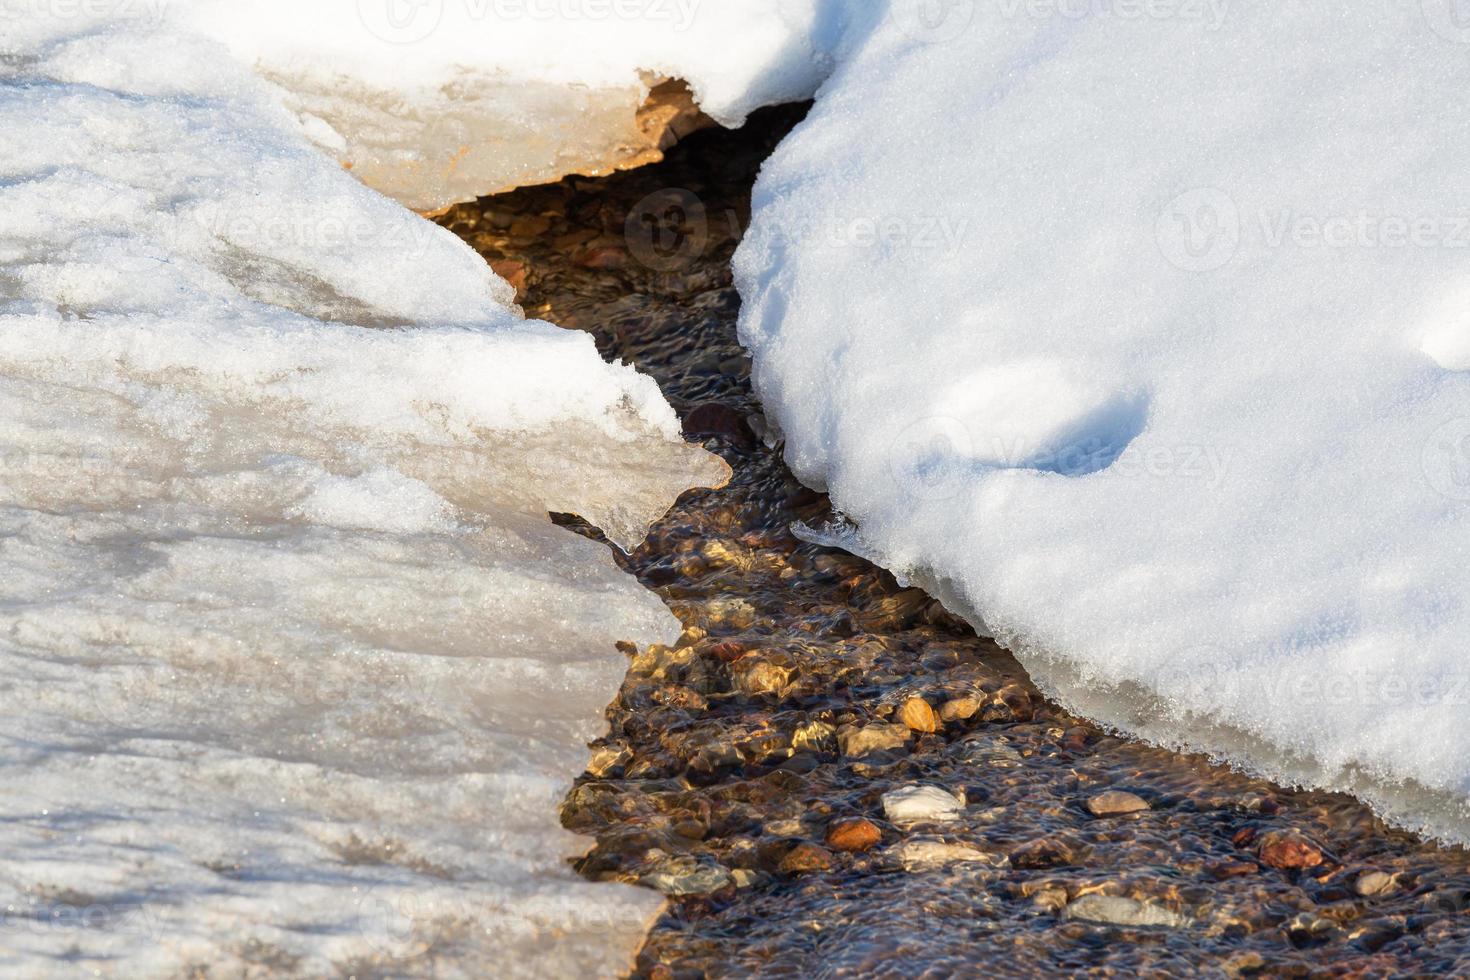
[1086,790,1151,817]
[838,723,911,757]
[826,818,883,853]
[882,785,964,824]
[886,840,1007,872]
[779,843,834,875]
[897,695,940,733]
[1256,831,1325,871]
[1065,895,1188,929]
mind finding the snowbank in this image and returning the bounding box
[737,3,1470,841]
[0,19,731,977]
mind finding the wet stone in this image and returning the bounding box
[837,723,911,758]
[779,843,834,875]
[886,840,1007,872]
[1255,830,1325,871]
[1064,895,1188,929]
[882,785,964,825]
[1086,790,1150,817]
[826,818,882,853]
[642,857,732,896]
[897,695,939,733]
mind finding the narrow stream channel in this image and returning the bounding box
[438,106,1470,978]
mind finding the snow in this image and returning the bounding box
[736,3,1470,842]
[0,16,736,977]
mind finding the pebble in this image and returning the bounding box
[1064,895,1188,929]
[896,696,939,733]
[881,785,964,824]
[826,817,882,853]
[641,858,732,896]
[508,214,552,237]
[779,843,834,875]
[938,695,981,722]
[791,720,836,754]
[1009,837,1077,869]
[886,839,1007,872]
[1255,830,1324,870]
[950,735,1022,768]
[837,723,911,757]
[1086,790,1150,817]
[734,660,790,697]
[1355,870,1395,897]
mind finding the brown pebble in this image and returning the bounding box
[897,696,939,733]
[825,817,882,853]
[1256,830,1324,870]
[779,843,833,874]
[509,214,552,237]
[1009,838,1076,869]
[1085,790,1150,817]
[939,695,980,722]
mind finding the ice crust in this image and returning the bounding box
[124,0,846,210]
[0,18,736,977]
[736,3,1470,841]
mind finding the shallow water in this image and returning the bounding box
[441,107,1470,978]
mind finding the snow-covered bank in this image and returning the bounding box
[736,3,1470,841]
[0,20,733,977]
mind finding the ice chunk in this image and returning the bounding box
[737,3,1470,841]
[0,21,728,977]
[7,0,847,210]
